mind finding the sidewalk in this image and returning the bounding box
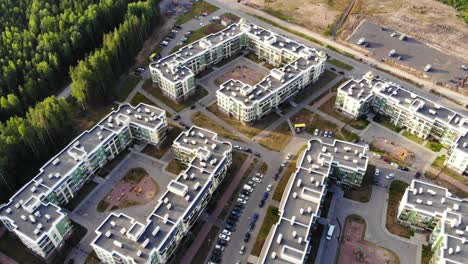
[180,156,255,263]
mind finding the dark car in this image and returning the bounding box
[273,173,279,180]
[252,213,259,223]
[248,222,255,231]
[278,166,283,173]
[225,224,236,232]
[173,115,181,120]
[240,190,250,196]
[213,249,222,256]
[231,211,241,217]
[236,202,246,208]
[254,152,261,158]
[210,254,221,262]
[400,166,409,171]
[226,219,237,226]
[338,71,345,75]
[262,192,269,200]
[218,239,228,246]
[244,232,251,242]
[190,105,196,110]
[330,67,336,71]
[228,214,239,221]
[258,200,265,208]
[174,25,182,30]
[415,171,421,178]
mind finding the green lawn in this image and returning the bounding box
[191,111,242,141]
[309,77,349,106]
[373,114,402,132]
[258,122,293,152]
[328,58,354,71]
[402,131,425,144]
[142,79,208,112]
[294,69,337,104]
[425,140,444,152]
[421,245,433,264]
[251,206,280,256]
[317,94,369,130]
[176,1,219,25]
[130,92,153,106]
[431,155,468,185]
[259,162,268,174]
[142,125,183,159]
[117,75,140,102]
[387,180,414,238]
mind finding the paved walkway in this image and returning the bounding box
[179,156,255,263]
[0,227,17,264]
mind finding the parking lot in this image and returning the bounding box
[348,20,468,87]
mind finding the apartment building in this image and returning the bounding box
[336,72,468,173]
[397,180,467,264]
[259,137,369,264]
[445,133,468,175]
[0,103,167,260]
[91,126,232,264]
[149,19,327,115]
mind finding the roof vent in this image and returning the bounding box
[113,240,123,248]
[110,221,116,227]
[152,226,160,236]
[136,250,142,257]
[276,234,283,244]
[105,231,111,238]
[120,228,126,235]
[293,192,297,199]
[166,203,172,210]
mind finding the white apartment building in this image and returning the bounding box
[397,180,467,264]
[91,126,232,264]
[0,103,167,260]
[259,136,369,264]
[149,19,327,115]
[336,72,468,173]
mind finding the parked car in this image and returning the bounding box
[248,222,255,231]
[173,115,181,120]
[386,173,395,179]
[210,254,221,262]
[262,192,269,201]
[174,25,182,30]
[244,232,251,242]
[390,162,399,168]
[190,104,196,110]
[375,169,380,176]
[252,177,262,183]
[258,199,265,208]
[226,219,237,226]
[237,198,247,204]
[400,166,409,171]
[314,128,319,136]
[213,249,222,256]
[239,245,245,255]
[218,239,227,246]
[231,210,241,217]
[256,173,264,179]
[273,173,279,180]
[219,234,230,241]
[266,184,272,192]
[222,229,232,236]
[254,152,261,158]
[247,181,256,187]
[252,213,259,223]
[286,153,292,160]
[215,245,225,251]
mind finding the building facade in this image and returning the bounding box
[91,126,232,264]
[336,72,468,174]
[397,180,467,264]
[259,136,369,264]
[0,103,167,260]
[149,19,327,123]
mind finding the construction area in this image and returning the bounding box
[338,215,399,264]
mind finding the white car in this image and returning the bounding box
[266,184,272,192]
[252,177,262,183]
[286,153,292,160]
[386,173,395,179]
[215,245,225,251]
[239,245,245,255]
[255,173,264,179]
[219,234,230,241]
[281,162,286,167]
[234,145,240,149]
[237,198,247,204]
[390,162,399,168]
[222,229,232,236]
[375,169,380,176]
[248,181,256,187]
[314,129,319,136]
[238,194,249,200]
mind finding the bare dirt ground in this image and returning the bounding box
[372,137,416,165]
[339,0,468,61]
[103,176,159,211]
[244,0,349,33]
[338,215,400,264]
[215,65,266,86]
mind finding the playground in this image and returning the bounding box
[98,168,160,212]
[338,215,399,264]
[371,137,415,165]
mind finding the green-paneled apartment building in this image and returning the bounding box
[149,19,327,123]
[259,136,369,264]
[91,126,232,264]
[335,72,468,174]
[0,103,167,260]
[397,180,467,264]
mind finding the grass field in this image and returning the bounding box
[425,140,444,152]
[130,92,154,106]
[294,70,337,104]
[166,159,186,175]
[328,58,354,70]
[142,126,183,159]
[176,1,219,25]
[251,206,280,256]
[143,79,208,112]
[373,114,402,132]
[117,75,140,102]
[259,162,268,174]
[258,122,292,152]
[122,167,147,184]
[191,111,242,141]
[207,103,280,138]
[402,131,425,144]
[431,155,468,185]
[386,180,414,239]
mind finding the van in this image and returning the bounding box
[243,184,253,193]
[326,224,335,240]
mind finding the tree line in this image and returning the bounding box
[0,0,132,121]
[0,0,162,202]
[71,0,161,107]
